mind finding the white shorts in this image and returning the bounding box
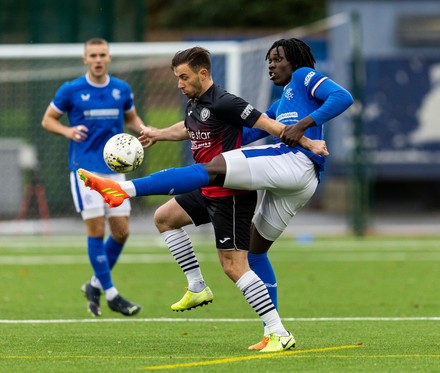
[70,171,131,220]
[223,144,318,241]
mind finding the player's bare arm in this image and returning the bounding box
[124,108,145,135]
[41,105,88,142]
[139,121,189,149]
[254,114,285,138]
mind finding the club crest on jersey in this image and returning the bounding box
[200,107,210,121]
[112,89,121,100]
[284,88,294,100]
[81,93,90,101]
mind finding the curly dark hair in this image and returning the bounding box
[266,38,316,70]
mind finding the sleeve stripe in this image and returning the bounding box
[311,77,328,97]
[50,102,64,114]
[124,105,135,113]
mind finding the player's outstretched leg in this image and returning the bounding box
[78,168,129,208]
[81,282,102,317]
[171,287,214,312]
[107,294,142,316]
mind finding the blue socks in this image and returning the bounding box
[248,252,278,310]
[88,236,113,290]
[132,164,210,196]
[104,236,124,269]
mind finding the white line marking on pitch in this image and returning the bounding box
[1,252,440,265]
[0,317,439,324]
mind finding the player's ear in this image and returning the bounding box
[199,68,209,81]
[82,56,87,65]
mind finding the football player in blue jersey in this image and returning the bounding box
[242,37,354,349]
[42,37,144,317]
[78,38,353,349]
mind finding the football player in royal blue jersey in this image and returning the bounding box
[242,38,353,349]
[42,38,144,317]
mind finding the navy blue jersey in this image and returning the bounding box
[184,84,262,197]
[51,74,135,173]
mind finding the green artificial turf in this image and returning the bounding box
[0,234,439,372]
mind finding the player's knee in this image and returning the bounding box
[108,216,130,242]
[153,207,167,231]
[154,199,190,233]
[153,205,177,233]
[111,227,129,243]
[204,155,227,185]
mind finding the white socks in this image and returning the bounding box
[119,181,137,197]
[162,229,206,293]
[236,270,288,337]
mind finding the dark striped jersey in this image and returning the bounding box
[184,84,262,197]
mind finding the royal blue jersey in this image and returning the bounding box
[51,74,135,173]
[275,67,353,171]
[243,67,353,172]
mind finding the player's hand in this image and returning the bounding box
[281,116,317,147]
[309,140,329,156]
[280,124,303,147]
[138,124,158,149]
[71,125,88,142]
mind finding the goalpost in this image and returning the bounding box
[0,40,254,217]
[0,41,243,99]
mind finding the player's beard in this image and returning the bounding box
[187,78,203,99]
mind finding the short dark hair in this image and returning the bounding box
[266,38,316,70]
[171,47,212,74]
[84,37,109,47]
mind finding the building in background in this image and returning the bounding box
[328,0,440,214]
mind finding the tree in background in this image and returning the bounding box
[0,0,326,43]
[148,0,326,30]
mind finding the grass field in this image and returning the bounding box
[0,234,439,372]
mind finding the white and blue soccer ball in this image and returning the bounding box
[103,133,144,173]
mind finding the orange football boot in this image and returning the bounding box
[77,168,129,208]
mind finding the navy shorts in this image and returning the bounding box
[175,189,257,250]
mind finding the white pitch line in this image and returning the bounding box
[2,252,440,265]
[0,317,439,324]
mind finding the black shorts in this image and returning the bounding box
[175,189,257,250]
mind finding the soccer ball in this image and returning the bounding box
[103,133,144,173]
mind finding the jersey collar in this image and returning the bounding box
[85,73,110,88]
